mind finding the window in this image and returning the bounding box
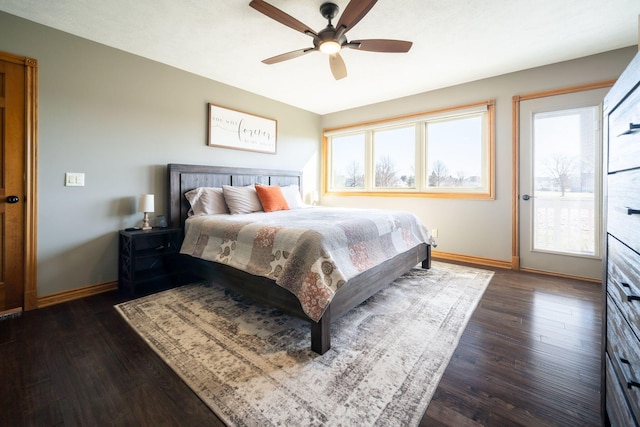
[532,106,599,256]
[330,133,365,190]
[323,101,495,198]
[374,126,416,189]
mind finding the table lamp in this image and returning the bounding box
[138,194,154,230]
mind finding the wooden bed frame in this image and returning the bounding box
[167,163,431,354]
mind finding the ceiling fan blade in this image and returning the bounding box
[349,39,413,53]
[335,0,377,34]
[262,48,316,65]
[249,0,317,37]
[329,53,347,80]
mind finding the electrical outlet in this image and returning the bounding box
[431,228,438,238]
[65,172,85,187]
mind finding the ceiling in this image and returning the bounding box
[1,0,639,114]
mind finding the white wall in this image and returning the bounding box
[0,12,321,296]
[321,47,636,263]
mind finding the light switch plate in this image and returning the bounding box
[65,172,85,187]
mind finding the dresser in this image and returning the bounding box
[603,50,640,426]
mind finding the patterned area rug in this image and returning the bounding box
[116,261,493,426]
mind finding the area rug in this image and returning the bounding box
[115,261,493,426]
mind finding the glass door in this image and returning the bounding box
[519,88,608,279]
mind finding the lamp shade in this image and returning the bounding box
[138,194,154,213]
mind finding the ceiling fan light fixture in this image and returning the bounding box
[319,40,341,54]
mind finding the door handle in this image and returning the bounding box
[6,196,20,203]
[522,194,531,201]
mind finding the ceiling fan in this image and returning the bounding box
[249,0,413,80]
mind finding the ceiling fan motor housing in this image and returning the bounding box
[316,2,346,51]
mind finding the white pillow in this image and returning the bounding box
[222,185,263,214]
[280,185,304,209]
[184,187,228,216]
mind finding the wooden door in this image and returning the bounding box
[0,52,38,314]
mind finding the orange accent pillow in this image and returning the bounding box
[255,185,290,212]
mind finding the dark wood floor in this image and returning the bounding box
[0,263,602,426]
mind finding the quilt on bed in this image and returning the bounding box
[180,207,435,322]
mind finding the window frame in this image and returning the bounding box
[322,100,496,199]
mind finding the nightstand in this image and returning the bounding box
[118,227,183,296]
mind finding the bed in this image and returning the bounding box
[168,163,434,354]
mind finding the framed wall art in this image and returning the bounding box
[208,103,277,154]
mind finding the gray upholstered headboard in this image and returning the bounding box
[167,163,303,229]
